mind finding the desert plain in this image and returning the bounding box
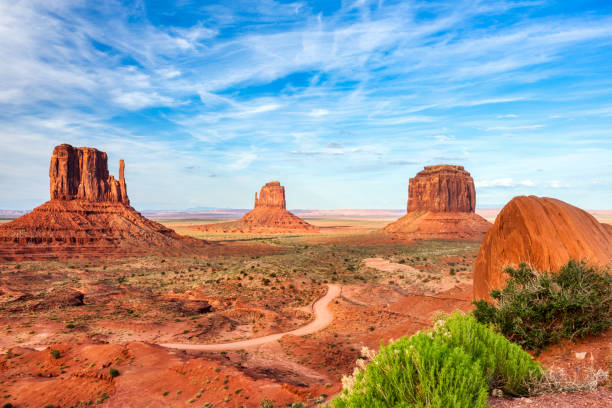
[0,210,610,407]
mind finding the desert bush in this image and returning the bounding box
[109,367,120,378]
[259,397,274,408]
[50,349,61,359]
[473,260,612,352]
[331,313,541,408]
[528,366,609,395]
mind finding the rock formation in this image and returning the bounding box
[383,165,491,240]
[407,165,475,213]
[196,181,318,233]
[473,196,612,301]
[0,144,207,261]
[49,144,129,204]
[254,181,286,209]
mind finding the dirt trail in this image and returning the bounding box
[160,284,341,351]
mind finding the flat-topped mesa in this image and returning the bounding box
[383,164,490,240]
[408,165,475,213]
[49,144,129,204]
[254,181,286,209]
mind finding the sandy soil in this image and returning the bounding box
[160,284,341,351]
[0,218,609,407]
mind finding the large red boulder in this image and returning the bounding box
[473,196,612,300]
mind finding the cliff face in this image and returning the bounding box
[407,165,475,213]
[198,181,318,233]
[254,181,286,209]
[0,144,205,261]
[473,196,612,301]
[383,165,490,240]
[49,144,129,204]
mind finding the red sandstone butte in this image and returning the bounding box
[197,181,319,233]
[49,144,130,204]
[473,195,612,301]
[0,144,206,261]
[383,165,491,240]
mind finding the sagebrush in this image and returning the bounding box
[473,260,612,352]
[331,313,541,408]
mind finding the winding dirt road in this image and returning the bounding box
[160,284,341,351]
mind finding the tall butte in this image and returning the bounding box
[383,165,491,240]
[0,144,206,261]
[473,196,612,301]
[197,181,318,233]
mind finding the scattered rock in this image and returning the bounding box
[473,195,612,300]
[170,299,213,316]
[32,288,84,310]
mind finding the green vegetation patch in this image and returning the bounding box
[332,313,541,408]
[473,260,612,352]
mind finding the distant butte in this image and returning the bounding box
[196,181,319,233]
[0,144,207,261]
[383,165,491,240]
[473,195,612,301]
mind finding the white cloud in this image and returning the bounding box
[485,124,543,131]
[226,151,258,170]
[477,178,536,188]
[549,180,571,188]
[112,92,173,110]
[433,135,455,143]
[308,108,330,117]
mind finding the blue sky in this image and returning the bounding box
[1,0,611,210]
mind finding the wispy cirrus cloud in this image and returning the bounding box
[0,0,611,209]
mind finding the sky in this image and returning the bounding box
[1,0,611,211]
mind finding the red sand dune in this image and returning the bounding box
[473,195,612,300]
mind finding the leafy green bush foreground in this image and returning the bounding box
[473,260,612,352]
[332,313,542,408]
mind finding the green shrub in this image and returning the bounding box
[332,313,541,407]
[50,349,61,359]
[473,260,612,352]
[109,367,120,378]
[259,397,274,408]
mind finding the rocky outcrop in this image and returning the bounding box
[0,144,207,261]
[196,181,318,234]
[384,165,491,240]
[383,211,491,240]
[408,165,475,213]
[473,196,612,301]
[50,144,129,204]
[254,181,286,209]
